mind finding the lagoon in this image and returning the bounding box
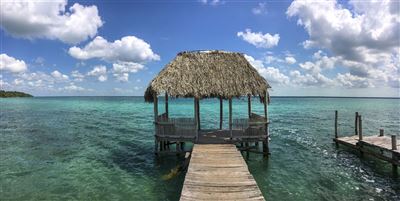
[1,97,399,200]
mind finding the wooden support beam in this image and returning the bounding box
[392,135,398,173]
[154,94,159,154]
[196,98,200,130]
[154,94,158,122]
[359,115,363,141]
[248,95,251,118]
[219,97,223,130]
[335,110,338,139]
[355,112,359,135]
[379,129,384,137]
[194,98,199,132]
[229,98,232,139]
[165,93,169,119]
[263,91,268,121]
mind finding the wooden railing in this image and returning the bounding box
[155,115,197,139]
[155,113,267,140]
[232,113,268,138]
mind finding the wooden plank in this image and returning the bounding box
[335,135,400,166]
[180,144,265,201]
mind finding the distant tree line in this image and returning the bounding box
[0,90,33,98]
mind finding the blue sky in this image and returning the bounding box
[1,0,399,97]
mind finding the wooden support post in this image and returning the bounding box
[392,135,398,173]
[196,98,201,130]
[245,142,249,158]
[379,129,384,137]
[229,98,232,139]
[154,95,158,122]
[263,93,268,121]
[220,97,223,130]
[176,141,180,153]
[194,98,199,133]
[359,115,363,141]
[154,138,158,155]
[263,139,269,157]
[355,112,359,135]
[165,93,169,119]
[248,95,251,118]
[154,94,159,154]
[335,110,338,139]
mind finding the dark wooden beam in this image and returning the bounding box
[263,92,268,121]
[194,98,200,131]
[229,98,232,139]
[197,98,200,130]
[219,97,223,130]
[165,92,169,118]
[154,94,158,122]
[248,95,251,118]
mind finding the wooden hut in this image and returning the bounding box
[145,50,271,156]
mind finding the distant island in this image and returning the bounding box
[0,90,33,98]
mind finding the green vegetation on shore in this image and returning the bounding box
[0,90,33,98]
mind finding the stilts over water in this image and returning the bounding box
[145,50,271,200]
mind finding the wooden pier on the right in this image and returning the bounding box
[333,111,399,172]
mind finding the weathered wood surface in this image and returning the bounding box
[180,144,265,201]
[335,135,400,153]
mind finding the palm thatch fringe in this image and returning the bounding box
[144,50,271,103]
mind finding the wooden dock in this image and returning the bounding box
[334,135,400,165]
[180,144,265,201]
[334,111,399,171]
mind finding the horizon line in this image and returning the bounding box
[30,95,400,99]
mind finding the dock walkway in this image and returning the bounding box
[180,144,265,201]
[334,135,399,166]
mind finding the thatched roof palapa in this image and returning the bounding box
[144,50,271,102]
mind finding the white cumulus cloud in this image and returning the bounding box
[51,70,69,81]
[87,65,107,82]
[237,29,280,48]
[287,0,400,88]
[71,70,85,82]
[68,36,160,63]
[245,54,289,85]
[0,0,103,44]
[0,54,27,73]
[285,56,296,64]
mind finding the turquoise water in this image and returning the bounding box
[1,97,399,200]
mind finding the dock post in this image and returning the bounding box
[334,110,338,147]
[355,112,359,135]
[229,98,232,139]
[379,129,384,137]
[245,142,249,158]
[392,135,397,151]
[358,115,363,141]
[219,97,223,130]
[154,94,159,155]
[334,110,338,139]
[263,123,270,157]
[392,135,398,173]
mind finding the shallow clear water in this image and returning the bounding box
[1,97,399,200]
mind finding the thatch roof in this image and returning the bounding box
[144,50,271,102]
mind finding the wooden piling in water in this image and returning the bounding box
[335,110,338,139]
[355,112,359,135]
[392,135,398,172]
[358,115,363,141]
[219,97,223,130]
[380,129,384,137]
